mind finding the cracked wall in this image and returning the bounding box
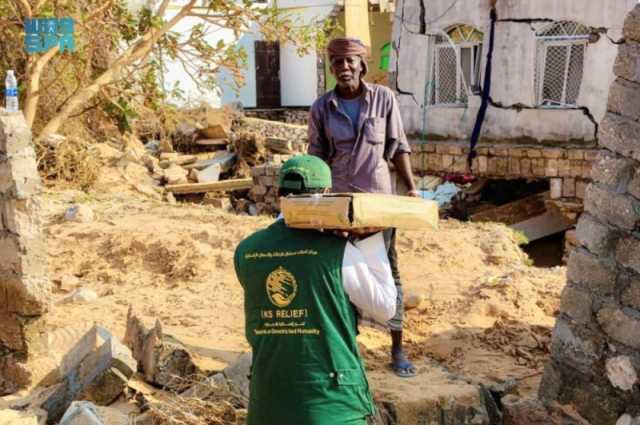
[392,0,636,143]
[540,5,640,424]
[0,111,50,395]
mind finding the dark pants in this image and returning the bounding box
[383,228,403,331]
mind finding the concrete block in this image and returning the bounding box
[591,153,635,190]
[597,306,640,350]
[614,41,640,83]
[585,184,640,231]
[567,150,585,160]
[550,178,563,199]
[59,401,129,425]
[576,214,618,256]
[477,147,489,155]
[606,356,638,391]
[0,114,33,155]
[41,326,136,424]
[532,159,545,177]
[550,318,604,375]
[520,158,532,176]
[224,351,251,399]
[545,159,559,177]
[435,144,448,154]
[567,248,617,296]
[495,157,508,175]
[628,171,640,199]
[557,159,571,177]
[559,285,593,325]
[600,113,640,158]
[624,5,640,42]
[489,147,509,157]
[569,160,584,178]
[608,78,640,121]
[508,157,520,175]
[616,236,640,274]
[563,178,576,198]
[542,148,564,159]
[442,154,453,169]
[508,148,527,158]
[478,156,488,174]
[582,162,593,179]
[622,277,640,310]
[448,145,463,155]
[426,153,440,172]
[584,150,600,161]
[487,157,498,175]
[527,149,542,158]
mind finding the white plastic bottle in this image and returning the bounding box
[5,70,18,113]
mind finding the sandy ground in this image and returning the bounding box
[6,145,566,420]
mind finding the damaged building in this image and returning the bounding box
[391,0,637,255]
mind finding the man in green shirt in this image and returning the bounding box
[234,155,397,425]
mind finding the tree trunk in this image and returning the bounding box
[35,0,196,142]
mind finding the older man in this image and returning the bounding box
[308,37,419,377]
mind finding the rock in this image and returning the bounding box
[41,326,136,424]
[59,275,81,292]
[617,414,640,425]
[248,204,258,216]
[57,288,98,305]
[124,307,199,391]
[180,372,229,399]
[59,401,129,425]
[195,164,221,183]
[223,352,251,399]
[203,196,231,211]
[0,409,39,425]
[43,134,66,149]
[144,140,160,155]
[165,192,176,205]
[404,293,424,310]
[163,164,188,185]
[64,205,94,223]
[606,356,638,391]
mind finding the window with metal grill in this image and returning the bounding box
[535,21,590,108]
[431,25,484,107]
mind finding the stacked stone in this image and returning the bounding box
[0,112,50,395]
[540,6,640,424]
[243,117,308,151]
[249,163,282,214]
[412,141,596,200]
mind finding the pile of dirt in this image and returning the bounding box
[39,187,566,407]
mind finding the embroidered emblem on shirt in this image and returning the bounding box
[266,266,298,308]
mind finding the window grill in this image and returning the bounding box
[535,21,590,107]
[430,25,484,106]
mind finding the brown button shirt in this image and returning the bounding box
[308,82,411,194]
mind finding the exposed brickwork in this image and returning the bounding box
[241,117,308,150]
[0,111,50,395]
[411,141,596,209]
[541,6,640,423]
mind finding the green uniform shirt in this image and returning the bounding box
[234,220,375,425]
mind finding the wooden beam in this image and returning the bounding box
[266,137,293,154]
[196,138,228,146]
[166,178,252,194]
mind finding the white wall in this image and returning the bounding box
[221,1,336,108]
[393,0,637,142]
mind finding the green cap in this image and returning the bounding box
[278,155,332,191]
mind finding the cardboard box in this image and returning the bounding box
[280,193,439,230]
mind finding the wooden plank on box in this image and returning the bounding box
[166,178,252,194]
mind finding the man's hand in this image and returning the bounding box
[406,189,421,198]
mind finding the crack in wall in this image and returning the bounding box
[419,0,426,34]
[394,0,420,105]
[488,96,599,140]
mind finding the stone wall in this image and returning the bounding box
[241,117,308,150]
[0,112,50,395]
[540,6,640,425]
[249,163,283,215]
[244,110,309,126]
[412,141,597,217]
